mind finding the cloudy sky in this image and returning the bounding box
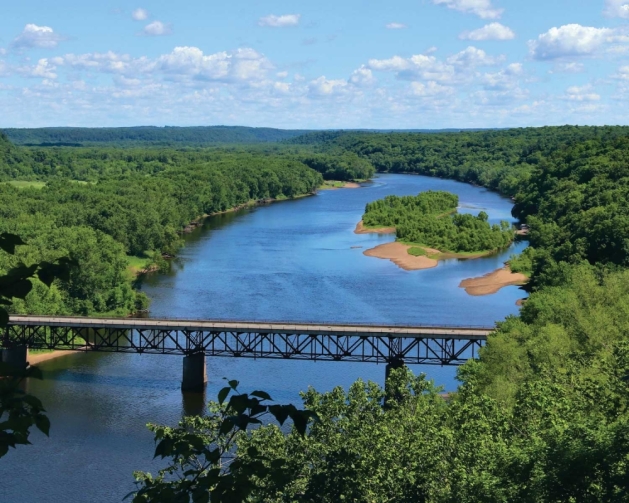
[2,0,629,128]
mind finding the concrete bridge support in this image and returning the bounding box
[181,353,207,392]
[1,345,28,370]
[385,358,405,405]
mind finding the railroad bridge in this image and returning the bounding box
[1,316,493,391]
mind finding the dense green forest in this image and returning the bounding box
[2,126,313,147]
[362,191,513,253]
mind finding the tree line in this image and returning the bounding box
[363,191,513,253]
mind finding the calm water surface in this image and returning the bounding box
[1,174,527,502]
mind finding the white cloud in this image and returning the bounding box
[368,47,503,85]
[349,66,375,86]
[12,24,64,49]
[604,0,629,18]
[550,62,585,74]
[308,76,350,97]
[142,21,172,36]
[386,23,408,29]
[132,8,149,21]
[482,63,523,90]
[156,47,273,82]
[411,81,454,97]
[26,58,58,79]
[258,14,300,28]
[529,24,614,60]
[446,46,505,66]
[460,23,515,41]
[564,84,601,101]
[432,0,503,19]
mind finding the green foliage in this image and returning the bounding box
[0,363,50,459]
[363,191,513,253]
[2,126,313,147]
[300,152,375,181]
[408,246,428,257]
[0,233,72,459]
[129,379,318,503]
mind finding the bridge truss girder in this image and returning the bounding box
[3,324,483,366]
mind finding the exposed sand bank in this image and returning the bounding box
[28,350,81,365]
[319,181,362,190]
[354,220,396,235]
[459,267,528,296]
[364,242,438,271]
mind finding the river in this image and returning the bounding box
[1,174,527,503]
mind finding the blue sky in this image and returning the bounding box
[1,0,629,128]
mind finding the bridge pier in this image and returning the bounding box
[1,345,28,370]
[181,353,207,392]
[384,358,405,405]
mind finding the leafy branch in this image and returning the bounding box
[129,379,318,503]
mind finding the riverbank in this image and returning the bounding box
[354,220,396,234]
[459,267,528,296]
[320,180,362,190]
[28,349,80,365]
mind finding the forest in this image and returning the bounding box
[362,191,513,253]
[3,125,629,500]
[3,125,313,147]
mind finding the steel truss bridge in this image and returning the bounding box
[3,316,492,366]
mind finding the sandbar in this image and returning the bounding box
[354,220,396,235]
[459,267,528,296]
[364,242,438,271]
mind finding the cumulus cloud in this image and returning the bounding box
[368,46,503,84]
[529,24,614,60]
[19,58,58,79]
[446,46,505,66]
[482,63,524,90]
[411,81,454,97]
[142,21,172,36]
[258,14,301,28]
[155,47,273,82]
[132,8,149,21]
[432,0,503,19]
[349,66,375,86]
[564,84,601,101]
[550,62,585,74]
[460,23,515,41]
[604,0,629,18]
[308,76,348,97]
[386,22,408,29]
[12,24,64,49]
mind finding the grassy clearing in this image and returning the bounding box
[407,247,428,257]
[401,241,498,260]
[127,253,157,277]
[5,180,46,189]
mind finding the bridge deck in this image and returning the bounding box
[3,316,494,366]
[7,316,492,339]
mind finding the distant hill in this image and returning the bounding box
[2,126,315,147]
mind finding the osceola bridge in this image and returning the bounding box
[1,316,493,391]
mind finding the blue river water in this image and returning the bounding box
[0,174,527,502]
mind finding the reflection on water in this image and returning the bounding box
[2,174,528,502]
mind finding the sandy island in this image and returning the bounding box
[364,242,439,270]
[459,267,528,296]
[320,182,362,190]
[354,220,396,235]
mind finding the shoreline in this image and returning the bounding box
[354,220,396,235]
[319,181,362,190]
[28,349,81,365]
[459,267,528,296]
